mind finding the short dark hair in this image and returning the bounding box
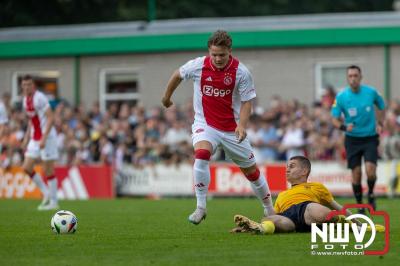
[21,74,34,82]
[207,30,232,49]
[347,65,362,74]
[290,156,311,178]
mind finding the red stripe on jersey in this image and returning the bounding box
[26,92,42,141]
[200,56,239,131]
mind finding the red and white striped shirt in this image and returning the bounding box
[180,56,256,132]
[23,90,56,141]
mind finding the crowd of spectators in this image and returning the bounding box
[1,89,400,169]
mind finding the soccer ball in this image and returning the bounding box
[51,210,78,234]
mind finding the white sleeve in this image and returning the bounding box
[35,93,50,112]
[237,64,256,102]
[179,56,205,81]
[0,103,8,125]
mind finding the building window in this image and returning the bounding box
[99,69,140,113]
[12,71,60,106]
[315,63,355,99]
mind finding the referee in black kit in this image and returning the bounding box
[331,65,385,213]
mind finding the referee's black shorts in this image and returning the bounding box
[344,134,379,169]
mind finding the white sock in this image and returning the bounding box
[32,173,49,198]
[250,174,274,216]
[193,159,210,209]
[47,178,58,204]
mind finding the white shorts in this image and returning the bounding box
[25,136,59,161]
[191,124,256,168]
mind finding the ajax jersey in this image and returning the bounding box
[23,90,57,141]
[180,56,256,132]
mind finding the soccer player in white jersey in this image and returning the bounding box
[0,98,8,137]
[162,30,274,224]
[21,75,59,210]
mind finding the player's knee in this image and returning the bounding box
[194,149,211,173]
[46,174,56,180]
[265,216,295,232]
[309,205,331,223]
[194,149,211,161]
[240,163,256,174]
[25,170,35,179]
[43,167,54,177]
[244,167,260,181]
[278,220,295,233]
[318,209,332,223]
[352,167,362,177]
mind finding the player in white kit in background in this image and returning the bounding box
[21,75,59,211]
[162,30,275,224]
[0,98,9,168]
[0,98,8,137]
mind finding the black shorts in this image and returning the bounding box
[278,201,314,232]
[344,135,379,169]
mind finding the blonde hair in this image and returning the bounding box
[207,30,232,49]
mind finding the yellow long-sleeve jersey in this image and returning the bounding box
[274,182,334,213]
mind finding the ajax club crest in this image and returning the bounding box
[224,75,233,85]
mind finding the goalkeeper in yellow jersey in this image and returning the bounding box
[232,156,385,234]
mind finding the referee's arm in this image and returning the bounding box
[331,98,353,132]
[332,117,343,130]
[376,109,385,126]
[374,90,386,132]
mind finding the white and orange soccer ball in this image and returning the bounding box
[51,210,78,234]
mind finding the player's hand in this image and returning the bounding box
[39,138,46,149]
[161,97,173,108]
[235,125,247,143]
[347,123,354,132]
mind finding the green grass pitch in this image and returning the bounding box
[0,198,397,265]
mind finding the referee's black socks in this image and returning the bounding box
[367,178,376,196]
[367,179,377,210]
[352,183,363,204]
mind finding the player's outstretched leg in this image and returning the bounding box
[234,215,263,233]
[262,215,294,233]
[188,148,211,225]
[39,160,59,211]
[23,157,50,210]
[234,214,275,234]
[40,174,59,210]
[34,173,50,211]
[242,165,274,216]
[29,171,50,211]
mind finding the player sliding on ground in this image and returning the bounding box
[231,156,385,234]
[162,30,274,224]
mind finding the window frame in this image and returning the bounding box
[99,68,141,113]
[314,61,359,99]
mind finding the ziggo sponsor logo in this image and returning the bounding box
[202,85,231,97]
